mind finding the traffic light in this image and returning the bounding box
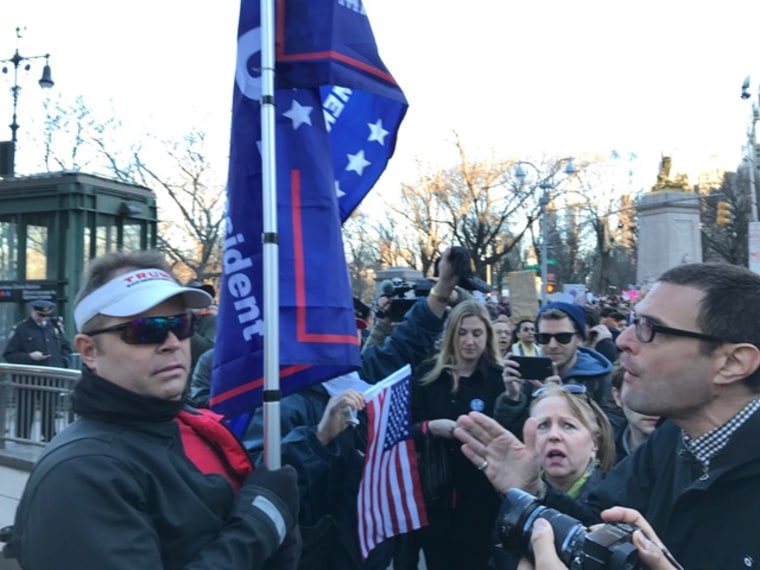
[715,201,733,226]
[546,282,556,294]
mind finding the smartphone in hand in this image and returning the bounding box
[510,356,553,381]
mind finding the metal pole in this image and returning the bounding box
[744,79,760,275]
[539,183,549,306]
[9,51,21,146]
[749,98,759,222]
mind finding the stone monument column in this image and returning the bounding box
[636,156,702,285]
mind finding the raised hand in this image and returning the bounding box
[454,412,542,495]
[316,389,366,445]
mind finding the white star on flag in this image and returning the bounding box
[335,180,346,198]
[346,150,371,175]
[367,119,389,145]
[283,99,313,130]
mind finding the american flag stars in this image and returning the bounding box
[281,94,393,192]
[383,377,412,450]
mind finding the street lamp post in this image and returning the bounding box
[741,76,760,274]
[741,77,759,222]
[515,158,576,305]
[0,27,54,177]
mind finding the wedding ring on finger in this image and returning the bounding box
[478,459,488,471]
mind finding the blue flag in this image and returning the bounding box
[210,0,407,417]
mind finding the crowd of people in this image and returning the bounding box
[4,247,759,570]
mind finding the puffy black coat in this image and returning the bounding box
[10,370,287,570]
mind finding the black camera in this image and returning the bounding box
[434,246,493,293]
[376,278,432,322]
[496,489,641,570]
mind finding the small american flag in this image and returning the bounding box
[357,365,428,559]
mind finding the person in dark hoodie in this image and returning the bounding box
[494,302,619,434]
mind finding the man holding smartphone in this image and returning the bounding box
[3,299,73,441]
[495,302,617,432]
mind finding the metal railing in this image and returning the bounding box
[0,363,80,448]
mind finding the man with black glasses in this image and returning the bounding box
[7,250,301,570]
[457,263,760,569]
[496,302,616,433]
[533,302,613,405]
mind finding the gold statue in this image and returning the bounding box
[651,155,691,192]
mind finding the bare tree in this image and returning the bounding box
[701,170,749,266]
[343,211,383,302]
[131,130,225,281]
[378,165,452,274]
[38,97,226,283]
[38,95,138,177]
[534,156,640,295]
[375,134,545,282]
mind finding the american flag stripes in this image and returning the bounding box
[357,365,428,559]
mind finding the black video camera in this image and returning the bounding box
[376,278,432,322]
[496,488,641,570]
[434,246,493,293]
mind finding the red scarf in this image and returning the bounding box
[175,409,253,491]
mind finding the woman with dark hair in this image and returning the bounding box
[398,300,505,570]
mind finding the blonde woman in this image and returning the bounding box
[397,300,505,570]
[529,384,615,500]
[491,383,615,570]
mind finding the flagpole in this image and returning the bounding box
[260,0,281,468]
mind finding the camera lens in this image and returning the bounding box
[497,489,641,570]
[499,489,583,559]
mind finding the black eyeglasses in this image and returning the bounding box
[535,332,575,345]
[631,315,723,344]
[85,313,195,345]
[532,383,588,399]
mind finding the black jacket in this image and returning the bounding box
[242,297,451,570]
[10,369,286,570]
[3,316,71,368]
[410,356,505,570]
[540,411,760,569]
[244,385,372,570]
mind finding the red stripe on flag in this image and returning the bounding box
[274,0,401,87]
[290,169,360,345]
[357,368,427,559]
[209,364,310,406]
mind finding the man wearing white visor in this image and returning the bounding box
[8,250,301,570]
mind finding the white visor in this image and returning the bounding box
[74,268,212,330]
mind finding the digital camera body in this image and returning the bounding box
[377,278,432,322]
[434,246,493,293]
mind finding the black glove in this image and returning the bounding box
[262,524,302,570]
[237,465,300,546]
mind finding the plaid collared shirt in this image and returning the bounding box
[682,397,760,473]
